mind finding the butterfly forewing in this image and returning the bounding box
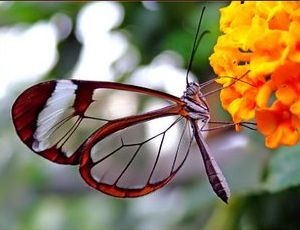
[12,80,181,165]
[11,6,235,202]
[79,114,193,197]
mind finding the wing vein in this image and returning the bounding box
[57,117,82,149]
[113,145,142,186]
[147,133,165,183]
[171,118,188,172]
[173,122,194,174]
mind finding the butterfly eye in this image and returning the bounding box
[10,6,240,204]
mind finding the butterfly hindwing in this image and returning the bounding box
[79,112,193,197]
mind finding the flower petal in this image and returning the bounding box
[256,109,278,135]
[276,85,297,106]
[290,100,300,115]
[256,82,273,107]
[265,127,282,149]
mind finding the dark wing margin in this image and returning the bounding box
[11,81,81,164]
[79,106,193,197]
[11,80,182,165]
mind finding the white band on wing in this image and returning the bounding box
[32,80,77,152]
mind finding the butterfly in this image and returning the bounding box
[11,7,253,203]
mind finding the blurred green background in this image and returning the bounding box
[1,1,300,230]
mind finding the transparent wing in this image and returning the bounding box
[79,114,194,197]
[11,80,181,165]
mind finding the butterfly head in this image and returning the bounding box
[185,81,200,96]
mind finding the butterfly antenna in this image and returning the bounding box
[186,6,210,86]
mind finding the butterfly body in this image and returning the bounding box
[12,6,231,203]
[182,82,230,203]
[12,79,230,203]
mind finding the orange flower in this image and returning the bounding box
[256,102,299,148]
[209,1,300,148]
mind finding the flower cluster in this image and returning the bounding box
[209,1,300,148]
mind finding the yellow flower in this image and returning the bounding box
[209,1,300,148]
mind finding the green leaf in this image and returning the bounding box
[263,145,300,192]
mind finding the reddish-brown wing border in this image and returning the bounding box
[11,80,183,165]
[79,104,191,197]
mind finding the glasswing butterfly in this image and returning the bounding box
[11,7,253,203]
